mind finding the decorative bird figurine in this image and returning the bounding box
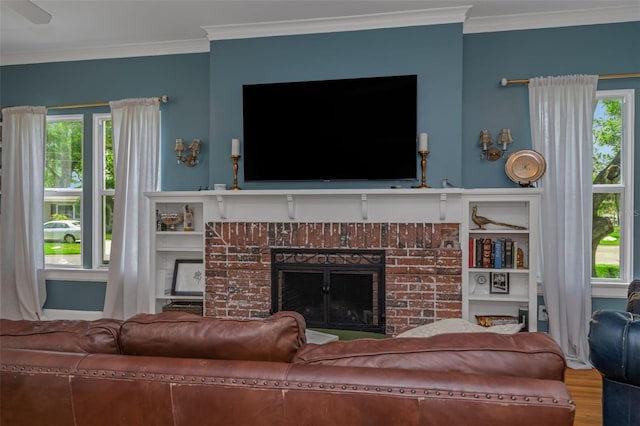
[471,206,527,230]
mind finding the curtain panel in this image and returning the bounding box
[103,98,160,319]
[529,74,598,368]
[0,106,47,320]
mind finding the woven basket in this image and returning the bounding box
[162,301,203,316]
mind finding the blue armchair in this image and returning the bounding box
[588,280,640,426]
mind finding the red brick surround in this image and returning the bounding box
[205,222,461,335]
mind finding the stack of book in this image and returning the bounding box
[468,237,520,269]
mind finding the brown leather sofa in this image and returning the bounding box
[0,311,575,426]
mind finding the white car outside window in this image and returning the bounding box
[44,220,81,243]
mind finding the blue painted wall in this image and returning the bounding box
[43,280,106,311]
[209,24,464,190]
[1,21,638,312]
[462,22,640,190]
[0,53,210,191]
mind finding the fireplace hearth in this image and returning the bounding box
[271,249,385,333]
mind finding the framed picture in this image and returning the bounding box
[489,272,509,294]
[171,259,204,296]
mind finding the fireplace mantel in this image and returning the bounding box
[199,188,463,223]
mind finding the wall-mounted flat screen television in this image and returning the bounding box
[242,75,417,182]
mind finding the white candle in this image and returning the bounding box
[231,138,240,156]
[419,133,428,151]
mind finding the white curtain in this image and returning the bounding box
[529,74,598,368]
[103,98,160,319]
[0,106,47,320]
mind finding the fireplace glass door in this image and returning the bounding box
[272,249,385,333]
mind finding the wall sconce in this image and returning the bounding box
[497,128,513,153]
[175,138,202,167]
[478,129,513,161]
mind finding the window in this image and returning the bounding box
[45,113,113,270]
[93,114,113,267]
[591,89,634,285]
[45,115,83,266]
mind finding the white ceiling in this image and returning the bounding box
[1,0,639,65]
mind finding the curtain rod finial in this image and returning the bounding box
[500,78,508,87]
[160,96,169,103]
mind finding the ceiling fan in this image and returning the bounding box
[5,0,52,24]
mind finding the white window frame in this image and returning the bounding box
[591,89,634,298]
[92,113,113,270]
[44,114,84,269]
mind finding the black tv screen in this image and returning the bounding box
[242,75,417,182]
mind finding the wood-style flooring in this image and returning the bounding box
[565,368,603,426]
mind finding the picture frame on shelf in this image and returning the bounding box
[489,272,509,294]
[171,259,204,296]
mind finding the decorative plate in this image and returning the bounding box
[505,149,547,186]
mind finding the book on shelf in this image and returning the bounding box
[481,238,492,268]
[468,238,475,268]
[493,239,503,269]
[503,239,511,268]
[518,305,529,332]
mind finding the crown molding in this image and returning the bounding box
[1,4,636,65]
[203,6,472,41]
[0,38,210,66]
[463,5,640,34]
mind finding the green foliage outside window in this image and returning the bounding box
[104,119,114,190]
[46,120,83,189]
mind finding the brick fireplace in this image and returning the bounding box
[204,197,462,335]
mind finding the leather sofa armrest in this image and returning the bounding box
[588,310,640,385]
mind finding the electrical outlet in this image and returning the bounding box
[538,305,548,321]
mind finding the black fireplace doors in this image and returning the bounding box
[271,249,385,333]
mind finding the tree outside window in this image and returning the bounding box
[591,91,633,283]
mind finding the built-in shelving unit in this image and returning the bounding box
[146,192,205,313]
[461,188,541,331]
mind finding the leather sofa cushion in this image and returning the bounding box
[293,332,566,380]
[120,311,306,362]
[0,318,123,354]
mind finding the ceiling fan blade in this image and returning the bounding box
[6,0,52,25]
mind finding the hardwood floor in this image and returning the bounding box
[565,368,603,426]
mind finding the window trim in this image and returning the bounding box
[591,89,635,296]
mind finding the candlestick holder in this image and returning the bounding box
[231,155,241,190]
[418,150,430,188]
